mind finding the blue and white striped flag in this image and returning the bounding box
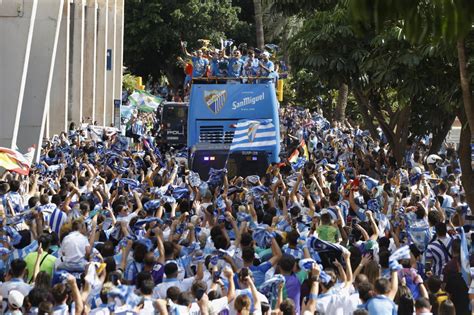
[230,119,277,152]
[389,245,411,262]
[307,236,344,254]
[389,245,411,271]
[359,175,379,190]
[258,274,285,297]
[459,227,470,285]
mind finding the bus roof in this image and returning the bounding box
[162,102,188,107]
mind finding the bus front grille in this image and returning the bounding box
[199,126,234,144]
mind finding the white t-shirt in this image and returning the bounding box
[345,291,360,314]
[441,194,454,209]
[189,297,229,315]
[58,231,89,264]
[139,298,155,315]
[89,307,110,315]
[315,286,350,315]
[153,277,196,299]
[0,280,32,312]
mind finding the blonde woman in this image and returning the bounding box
[234,275,261,315]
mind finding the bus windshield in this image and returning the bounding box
[162,104,187,125]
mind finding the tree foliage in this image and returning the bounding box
[287,1,458,163]
[124,0,251,87]
[346,0,474,217]
[349,0,474,44]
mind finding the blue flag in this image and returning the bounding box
[389,245,411,262]
[230,119,277,152]
[459,227,470,285]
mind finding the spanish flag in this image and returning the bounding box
[289,140,309,163]
[0,147,32,175]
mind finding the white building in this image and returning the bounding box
[0,0,124,160]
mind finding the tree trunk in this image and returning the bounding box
[281,20,290,67]
[253,0,265,50]
[457,40,474,140]
[429,115,455,154]
[354,88,410,166]
[457,109,474,210]
[353,88,381,140]
[335,83,348,122]
[165,63,184,94]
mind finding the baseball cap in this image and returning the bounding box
[8,290,24,308]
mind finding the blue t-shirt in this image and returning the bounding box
[243,59,259,77]
[249,261,272,287]
[284,274,302,315]
[227,58,243,78]
[210,59,219,76]
[216,58,229,77]
[191,57,209,77]
[362,295,397,315]
[259,60,274,77]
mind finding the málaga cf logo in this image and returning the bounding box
[247,121,260,142]
[204,90,226,114]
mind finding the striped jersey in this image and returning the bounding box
[48,208,68,235]
[37,203,57,221]
[425,237,453,278]
[326,206,339,221]
[338,200,350,220]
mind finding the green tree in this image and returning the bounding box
[348,0,474,216]
[124,0,248,89]
[288,2,457,164]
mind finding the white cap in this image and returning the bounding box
[8,290,24,308]
[426,154,442,164]
[262,51,270,57]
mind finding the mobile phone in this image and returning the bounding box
[212,270,221,283]
[195,288,205,300]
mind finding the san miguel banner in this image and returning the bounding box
[189,83,279,119]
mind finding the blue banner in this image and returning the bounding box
[188,83,279,119]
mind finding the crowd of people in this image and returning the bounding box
[0,104,472,315]
[177,40,283,95]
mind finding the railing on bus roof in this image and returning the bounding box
[191,76,276,83]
